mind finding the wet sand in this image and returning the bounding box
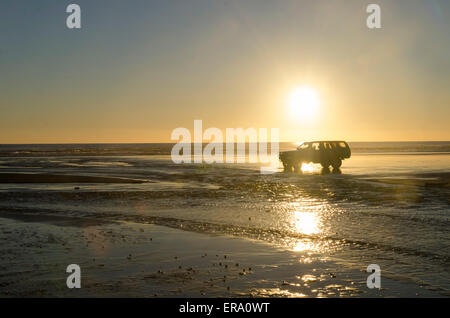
[0,173,147,184]
[0,149,449,298]
[0,214,440,298]
[363,172,450,188]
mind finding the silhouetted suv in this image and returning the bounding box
[279,141,351,172]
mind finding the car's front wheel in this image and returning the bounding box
[331,158,342,169]
[320,161,330,169]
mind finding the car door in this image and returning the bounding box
[320,142,332,163]
[311,142,320,162]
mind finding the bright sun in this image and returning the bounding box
[288,86,320,119]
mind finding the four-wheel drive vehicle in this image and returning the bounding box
[279,141,351,172]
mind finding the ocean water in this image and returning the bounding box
[0,142,449,296]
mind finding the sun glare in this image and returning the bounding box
[288,86,320,119]
[301,163,314,173]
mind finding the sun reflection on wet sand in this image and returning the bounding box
[292,240,317,252]
[248,288,307,298]
[294,211,320,235]
[286,200,328,253]
[289,200,323,235]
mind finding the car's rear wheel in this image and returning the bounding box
[282,161,292,172]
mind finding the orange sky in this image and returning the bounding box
[1,0,449,143]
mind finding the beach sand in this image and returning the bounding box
[0,173,147,184]
[0,214,439,298]
[0,144,448,298]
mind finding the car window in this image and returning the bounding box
[339,142,347,148]
[297,143,310,150]
[312,143,320,151]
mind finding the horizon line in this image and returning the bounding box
[0,140,449,145]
